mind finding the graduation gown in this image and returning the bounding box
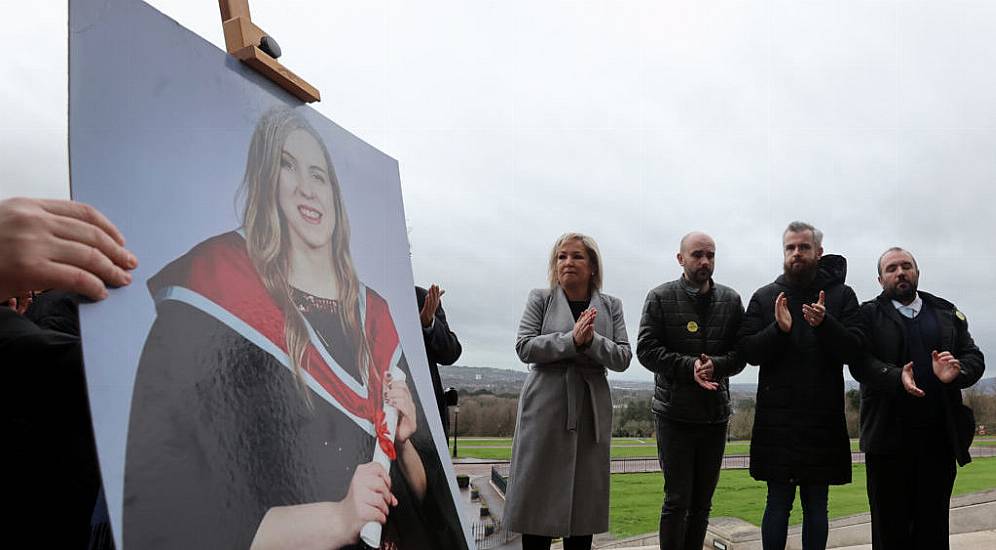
[123,232,465,549]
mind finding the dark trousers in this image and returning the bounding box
[761,482,828,550]
[520,534,592,550]
[865,428,956,550]
[654,415,727,550]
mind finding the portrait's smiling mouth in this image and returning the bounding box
[297,204,323,224]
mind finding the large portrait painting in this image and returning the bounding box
[69,1,470,548]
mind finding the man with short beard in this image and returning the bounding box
[737,221,863,550]
[850,248,984,550]
[637,232,745,550]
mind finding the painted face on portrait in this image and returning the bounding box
[782,230,822,279]
[557,239,593,290]
[678,234,716,285]
[277,129,336,253]
[878,249,919,303]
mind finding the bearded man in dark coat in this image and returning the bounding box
[737,221,863,550]
[851,248,984,550]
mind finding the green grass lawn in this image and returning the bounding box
[449,437,660,459]
[449,438,863,460]
[608,457,996,539]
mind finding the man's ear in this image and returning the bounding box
[676,252,684,266]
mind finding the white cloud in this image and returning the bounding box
[2,0,993,383]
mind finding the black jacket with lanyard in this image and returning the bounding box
[850,291,984,466]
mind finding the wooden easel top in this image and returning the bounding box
[219,0,320,103]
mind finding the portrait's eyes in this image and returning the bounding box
[280,154,295,170]
[311,171,327,184]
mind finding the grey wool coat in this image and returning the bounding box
[505,287,632,537]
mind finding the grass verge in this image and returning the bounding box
[608,457,996,539]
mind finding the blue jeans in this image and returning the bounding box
[761,482,828,550]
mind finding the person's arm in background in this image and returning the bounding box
[418,284,461,365]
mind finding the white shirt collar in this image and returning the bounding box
[891,294,923,318]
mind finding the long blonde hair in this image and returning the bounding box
[238,107,373,395]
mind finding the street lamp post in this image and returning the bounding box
[452,405,460,458]
[444,387,459,459]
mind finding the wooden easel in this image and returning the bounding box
[218,0,320,103]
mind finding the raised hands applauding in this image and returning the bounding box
[901,350,963,397]
[572,306,596,348]
[775,291,792,333]
[774,289,828,331]
[802,290,826,327]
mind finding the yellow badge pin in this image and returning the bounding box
[955,310,966,322]
[687,321,699,333]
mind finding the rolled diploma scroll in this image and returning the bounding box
[360,366,405,548]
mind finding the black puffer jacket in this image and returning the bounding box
[737,255,862,485]
[637,277,745,424]
[851,291,984,466]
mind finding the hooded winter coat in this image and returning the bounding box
[737,255,863,485]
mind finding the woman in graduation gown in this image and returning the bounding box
[123,108,465,550]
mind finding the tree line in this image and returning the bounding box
[449,387,996,439]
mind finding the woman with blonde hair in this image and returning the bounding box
[123,107,464,549]
[505,232,633,550]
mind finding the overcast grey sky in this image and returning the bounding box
[2,1,993,383]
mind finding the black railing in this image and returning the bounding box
[491,463,509,495]
[472,517,511,549]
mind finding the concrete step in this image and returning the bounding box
[600,529,996,550]
[595,490,996,550]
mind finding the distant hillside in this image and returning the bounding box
[441,364,996,401]
[439,365,657,400]
[438,365,528,396]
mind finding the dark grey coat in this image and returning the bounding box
[505,287,632,537]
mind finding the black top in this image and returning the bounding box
[901,303,944,429]
[290,287,360,384]
[568,299,590,321]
